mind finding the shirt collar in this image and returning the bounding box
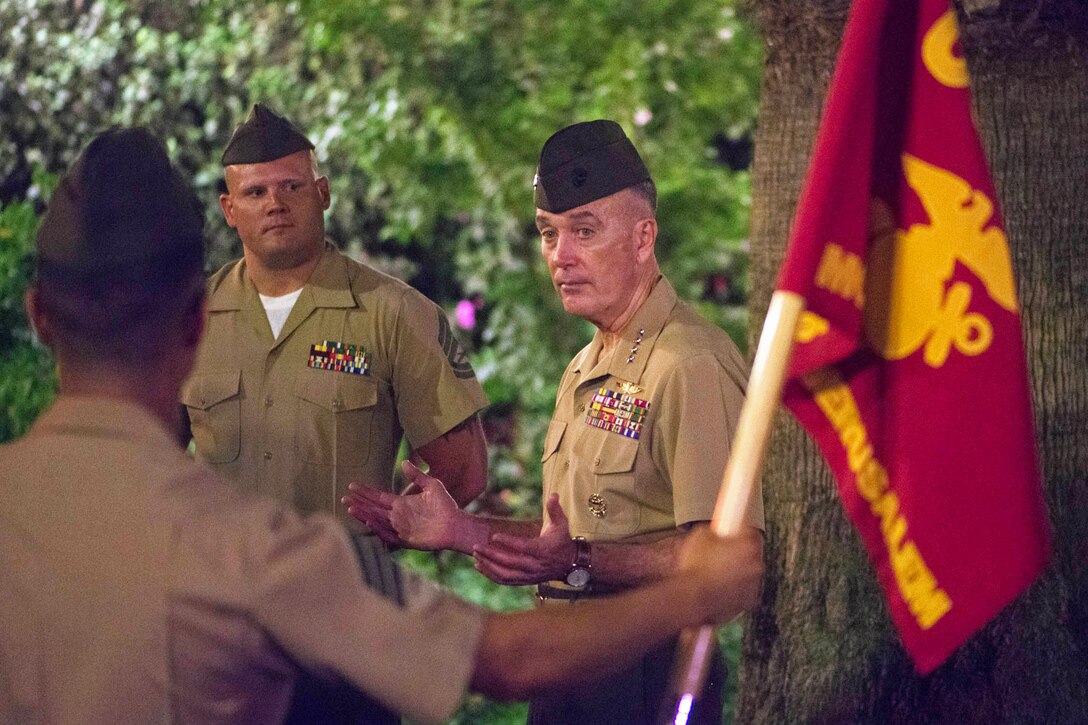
[571,275,678,384]
[206,242,357,312]
[28,395,179,451]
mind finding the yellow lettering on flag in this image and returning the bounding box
[815,243,866,309]
[803,367,953,630]
[922,10,969,88]
[795,311,831,343]
[865,155,1018,368]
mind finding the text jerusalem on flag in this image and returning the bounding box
[774,0,1050,673]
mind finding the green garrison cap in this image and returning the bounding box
[533,120,651,213]
[221,103,315,166]
[35,127,204,273]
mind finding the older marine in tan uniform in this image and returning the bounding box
[542,274,759,548]
[345,121,765,725]
[182,104,488,521]
[0,127,764,724]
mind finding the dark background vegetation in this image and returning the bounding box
[0,1,760,721]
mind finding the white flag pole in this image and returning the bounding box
[664,290,804,725]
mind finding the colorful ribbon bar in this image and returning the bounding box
[584,386,649,440]
[308,340,370,376]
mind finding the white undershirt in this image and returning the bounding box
[259,288,303,339]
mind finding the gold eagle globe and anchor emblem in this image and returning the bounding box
[864,154,1019,368]
[797,154,1019,371]
[867,13,1015,368]
[587,493,607,518]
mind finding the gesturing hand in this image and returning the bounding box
[341,481,402,547]
[472,493,574,586]
[342,460,461,551]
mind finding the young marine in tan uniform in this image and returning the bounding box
[181,104,489,519]
[346,121,765,724]
[181,104,494,722]
[0,127,762,724]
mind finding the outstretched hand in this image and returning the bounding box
[342,460,461,551]
[341,480,402,546]
[472,493,574,586]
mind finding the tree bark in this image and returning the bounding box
[739,1,1088,722]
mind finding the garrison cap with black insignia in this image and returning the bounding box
[35,127,205,274]
[221,103,315,166]
[533,119,651,213]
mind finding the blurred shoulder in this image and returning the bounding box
[157,459,349,580]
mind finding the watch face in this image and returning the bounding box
[566,567,591,588]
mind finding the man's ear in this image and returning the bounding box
[317,176,331,210]
[24,286,53,348]
[218,191,236,228]
[219,167,238,228]
[634,217,658,264]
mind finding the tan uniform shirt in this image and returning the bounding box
[542,277,764,544]
[182,244,488,519]
[0,397,485,725]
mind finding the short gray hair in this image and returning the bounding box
[630,178,657,214]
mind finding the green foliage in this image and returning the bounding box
[0,343,55,443]
[298,0,761,351]
[0,188,56,442]
[719,619,746,724]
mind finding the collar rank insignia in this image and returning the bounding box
[584,386,650,440]
[309,340,370,375]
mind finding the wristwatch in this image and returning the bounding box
[565,536,592,588]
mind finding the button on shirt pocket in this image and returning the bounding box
[294,367,378,466]
[181,371,241,464]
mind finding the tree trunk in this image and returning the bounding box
[739,1,1088,722]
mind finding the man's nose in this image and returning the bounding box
[266,188,288,211]
[550,232,577,266]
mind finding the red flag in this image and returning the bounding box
[775,0,1050,673]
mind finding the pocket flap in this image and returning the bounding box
[181,371,240,410]
[295,367,378,411]
[593,437,638,474]
[540,420,567,462]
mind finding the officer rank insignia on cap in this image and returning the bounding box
[309,341,370,375]
[533,119,651,213]
[585,386,650,440]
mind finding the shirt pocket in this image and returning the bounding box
[181,370,241,464]
[540,420,567,463]
[294,367,378,467]
[589,436,641,537]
